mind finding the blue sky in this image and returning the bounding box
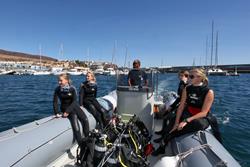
[0,0,249,67]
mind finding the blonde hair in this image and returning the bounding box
[190,68,209,85]
[86,70,96,82]
[59,73,72,85]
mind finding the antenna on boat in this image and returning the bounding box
[210,20,214,68]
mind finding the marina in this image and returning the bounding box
[0,1,250,166]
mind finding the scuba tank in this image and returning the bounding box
[93,134,108,166]
[105,148,119,167]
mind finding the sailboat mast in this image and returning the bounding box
[87,47,90,65]
[205,35,208,67]
[59,43,64,61]
[210,21,214,67]
[215,31,219,67]
[111,40,117,65]
[39,44,42,70]
[124,45,128,68]
[192,58,196,67]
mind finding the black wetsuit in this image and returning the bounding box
[53,85,89,144]
[159,80,189,135]
[79,81,106,128]
[170,80,188,109]
[128,69,147,86]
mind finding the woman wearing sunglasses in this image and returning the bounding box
[152,68,216,156]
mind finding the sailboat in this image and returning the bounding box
[207,23,228,76]
[33,45,51,75]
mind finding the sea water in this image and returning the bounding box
[0,74,249,166]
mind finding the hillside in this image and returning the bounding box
[0,49,57,63]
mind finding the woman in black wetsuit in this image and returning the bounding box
[152,68,221,156]
[154,70,189,137]
[79,71,106,129]
[53,73,89,144]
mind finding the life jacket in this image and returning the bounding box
[186,84,210,115]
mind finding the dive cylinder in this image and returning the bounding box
[106,148,119,167]
[93,134,107,166]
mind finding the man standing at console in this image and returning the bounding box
[128,59,148,87]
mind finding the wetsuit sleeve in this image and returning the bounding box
[94,84,97,98]
[79,84,85,106]
[72,86,77,102]
[53,88,59,115]
[128,71,132,86]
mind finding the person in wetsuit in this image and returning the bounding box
[53,73,89,144]
[154,70,189,137]
[79,71,107,129]
[152,68,221,156]
[128,59,148,87]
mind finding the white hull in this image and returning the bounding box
[33,71,52,75]
[0,70,15,75]
[207,68,228,76]
[67,71,83,75]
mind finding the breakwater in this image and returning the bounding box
[158,64,250,73]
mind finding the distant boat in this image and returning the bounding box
[119,68,129,75]
[207,68,228,76]
[67,69,83,76]
[0,70,15,75]
[94,65,104,75]
[33,71,52,75]
[103,67,116,76]
[228,67,240,76]
[33,45,52,75]
[51,67,64,75]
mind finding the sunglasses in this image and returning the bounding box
[189,75,200,79]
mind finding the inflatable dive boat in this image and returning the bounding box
[0,74,241,167]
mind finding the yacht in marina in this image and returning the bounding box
[94,65,105,75]
[103,67,116,76]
